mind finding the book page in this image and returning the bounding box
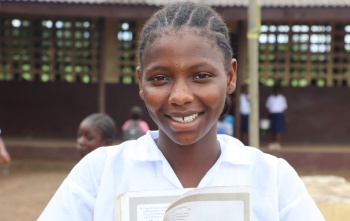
[163,201,244,221]
[115,188,193,221]
[136,203,169,221]
[115,186,251,221]
[163,186,251,221]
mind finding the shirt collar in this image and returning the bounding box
[127,130,163,161]
[128,131,252,165]
[218,134,252,165]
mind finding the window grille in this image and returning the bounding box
[0,16,100,83]
[259,22,350,87]
[117,21,136,85]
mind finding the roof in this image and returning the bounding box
[2,0,350,8]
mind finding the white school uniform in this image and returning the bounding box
[240,93,251,115]
[38,131,324,221]
[265,94,288,113]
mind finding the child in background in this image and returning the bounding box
[265,85,288,149]
[76,113,116,158]
[239,83,250,145]
[0,129,11,165]
[39,2,324,220]
[121,105,149,140]
[216,114,234,136]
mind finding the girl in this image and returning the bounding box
[76,113,116,158]
[265,85,288,149]
[0,129,11,165]
[39,2,324,220]
[121,105,150,140]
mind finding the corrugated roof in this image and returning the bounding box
[2,0,350,7]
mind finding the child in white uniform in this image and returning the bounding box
[39,2,324,220]
[239,83,250,145]
[265,85,288,149]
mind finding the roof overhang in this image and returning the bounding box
[0,1,350,21]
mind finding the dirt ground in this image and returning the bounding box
[0,160,76,221]
[1,160,350,221]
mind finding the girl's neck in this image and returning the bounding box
[156,129,221,187]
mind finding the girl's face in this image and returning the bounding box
[76,120,108,157]
[138,30,236,146]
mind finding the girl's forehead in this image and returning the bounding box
[79,123,102,138]
[143,29,223,63]
[80,120,97,130]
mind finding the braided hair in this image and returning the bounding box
[137,1,234,117]
[83,113,116,140]
[138,1,233,70]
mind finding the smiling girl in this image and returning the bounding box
[39,2,324,220]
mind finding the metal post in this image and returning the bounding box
[98,18,106,113]
[247,0,261,147]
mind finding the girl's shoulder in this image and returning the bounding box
[218,135,288,168]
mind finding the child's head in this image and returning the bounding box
[77,113,116,157]
[272,84,282,95]
[130,105,143,120]
[136,1,236,145]
[242,83,249,94]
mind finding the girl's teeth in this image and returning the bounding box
[172,113,198,123]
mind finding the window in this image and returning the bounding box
[259,22,349,87]
[117,21,136,84]
[0,16,100,83]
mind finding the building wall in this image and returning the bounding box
[259,86,350,145]
[0,81,155,140]
[0,81,349,145]
[1,12,350,145]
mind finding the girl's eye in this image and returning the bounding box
[149,75,168,82]
[194,72,212,79]
[86,135,93,141]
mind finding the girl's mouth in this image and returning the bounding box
[171,113,199,123]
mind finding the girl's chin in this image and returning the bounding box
[168,133,201,146]
[77,148,89,157]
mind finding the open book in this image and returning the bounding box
[114,186,251,221]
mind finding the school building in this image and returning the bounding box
[0,0,349,145]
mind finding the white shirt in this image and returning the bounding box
[240,93,250,115]
[38,131,324,221]
[265,94,288,113]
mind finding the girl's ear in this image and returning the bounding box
[136,67,144,100]
[227,59,237,94]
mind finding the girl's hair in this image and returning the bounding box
[83,113,116,140]
[137,1,234,117]
[138,1,233,70]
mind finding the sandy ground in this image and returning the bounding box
[1,160,350,221]
[0,161,76,221]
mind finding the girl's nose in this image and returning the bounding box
[168,80,194,106]
[77,136,86,146]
